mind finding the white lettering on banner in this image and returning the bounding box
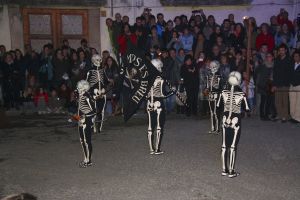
[132,80,149,104]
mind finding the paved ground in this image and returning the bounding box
[0,113,299,200]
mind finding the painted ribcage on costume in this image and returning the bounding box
[222,90,244,114]
[79,95,93,114]
[207,75,220,91]
[86,69,104,88]
[148,79,164,98]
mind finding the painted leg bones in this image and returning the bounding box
[217,71,250,178]
[76,80,97,168]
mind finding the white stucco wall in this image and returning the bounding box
[0,5,12,50]
[100,0,299,54]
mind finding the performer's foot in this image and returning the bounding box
[154,150,164,155]
[221,170,228,176]
[228,171,240,178]
[79,161,93,168]
[150,151,155,155]
[214,131,220,135]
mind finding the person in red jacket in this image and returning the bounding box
[34,87,49,114]
[117,23,137,55]
[277,9,294,33]
[256,23,275,51]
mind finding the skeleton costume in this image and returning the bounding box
[86,54,107,133]
[77,80,96,168]
[217,71,250,178]
[207,61,221,134]
[147,59,173,155]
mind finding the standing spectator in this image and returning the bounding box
[228,13,235,25]
[181,55,199,116]
[77,38,92,59]
[229,23,246,50]
[52,49,71,89]
[179,27,194,54]
[15,49,27,91]
[256,23,275,51]
[272,44,293,122]
[104,56,119,115]
[275,23,294,49]
[174,16,183,33]
[39,44,53,90]
[203,15,217,40]
[241,71,255,116]
[118,24,137,55]
[218,53,231,89]
[162,20,174,45]
[269,15,278,35]
[255,52,276,120]
[106,17,119,55]
[167,31,183,53]
[198,55,210,116]
[289,50,300,123]
[146,25,164,53]
[193,32,206,60]
[156,13,166,37]
[231,50,246,73]
[277,9,294,32]
[0,45,6,61]
[2,52,21,109]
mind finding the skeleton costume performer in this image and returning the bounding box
[207,61,221,134]
[217,71,250,178]
[147,59,173,155]
[86,54,107,133]
[76,80,96,168]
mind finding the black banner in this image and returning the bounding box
[121,49,160,122]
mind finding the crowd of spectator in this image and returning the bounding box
[0,7,300,123]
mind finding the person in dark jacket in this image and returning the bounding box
[255,52,276,120]
[1,52,21,110]
[181,55,199,116]
[272,44,293,122]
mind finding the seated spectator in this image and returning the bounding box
[48,89,64,114]
[34,87,49,114]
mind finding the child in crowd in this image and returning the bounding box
[21,87,35,114]
[241,71,255,116]
[48,89,64,114]
[34,87,49,114]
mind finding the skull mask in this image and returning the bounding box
[228,71,242,86]
[77,80,90,95]
[151,59,163,72]
[209,60,220,74]
[91,54,102,68]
